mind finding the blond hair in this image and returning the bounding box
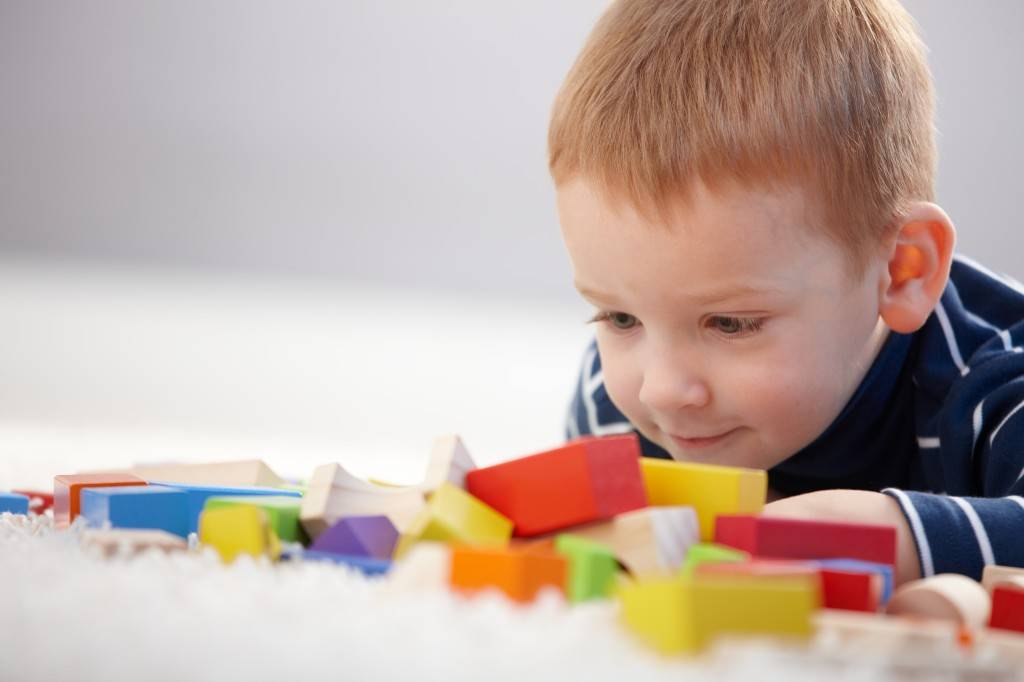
[548,0,935,271]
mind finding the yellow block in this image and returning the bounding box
[199,505,281,564]
[619,573,818,655]
[640,459,766,540]
[394,482,512,559]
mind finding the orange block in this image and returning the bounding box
[450,545,567,603]
[54,474,147,528]
[465,434,647,537]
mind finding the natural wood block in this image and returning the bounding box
[640,459,766,540]
[394,483,512,558]
[558,506,699,576]
[449,545,567,603]
[53,474,147,529]
[886,574,991,629]
[300,462,426,539]
[466,434,647,537]
[714,515,897,566]
[982,565,1024,594]
[80,528,188,557]
[91,459,286,488]
[619,572,818,655]
[199,505,281,563]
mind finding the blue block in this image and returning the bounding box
[0,492,30,515]
[302,550,392,576]
[150,481,301,534]
[814,558,894,604]
[81,485,190,537]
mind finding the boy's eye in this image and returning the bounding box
[588,311,639,331]
[708,316,764,336]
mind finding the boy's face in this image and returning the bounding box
[557,177,891,470]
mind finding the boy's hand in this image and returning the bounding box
[761,489,921,587]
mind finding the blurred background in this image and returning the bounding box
[1,1,1021,487]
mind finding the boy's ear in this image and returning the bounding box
[878,202,957,334]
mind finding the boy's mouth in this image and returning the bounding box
[667,428,738,450]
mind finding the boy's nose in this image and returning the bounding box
[637,350,711,412]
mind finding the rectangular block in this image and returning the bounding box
[641,459,766,540]
[54,474,148,528]
[90,459,286,488]
[152,481,301,534]
[449,545,567,603]
[81,485,190,538]
[555,534,619,602]
[204,496,305,543]
[619,572,818,655]
[989,585,1024,633]
[714,515,897,566]
[555,506,699,576]
[0,492,30,515]
[982,565,1024,594]
[465,434,647,537]
[814,558,893,605]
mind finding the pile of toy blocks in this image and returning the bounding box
[2,432,1024,657]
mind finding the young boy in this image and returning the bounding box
[549,0,1024,587]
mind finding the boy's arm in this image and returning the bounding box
[767,339,1024,586]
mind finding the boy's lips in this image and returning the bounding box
[667,427,739,449]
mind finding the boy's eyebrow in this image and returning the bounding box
[575,282,787,306]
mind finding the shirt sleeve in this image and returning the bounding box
[883,331,1024,580]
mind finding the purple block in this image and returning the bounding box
[310,515,398,559]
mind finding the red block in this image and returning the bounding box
[53,474,147,528]
[12,490,54,513]
[465,434,647,537]
[714,515,897,566]
[989,585,1024,633]
[820,568,881,612]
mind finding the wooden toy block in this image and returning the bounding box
[619,572,818,655]
[394,482,513,559]
[80,485,190,538]
[199,505,281,563]
[53,474,147,528]
[465,434,647,537]
[91,459,286,488]
[557,506,699,576]
[0,492,30,515]
[814,558,893,605]
[886,574,991,629]
[12,489,53,513]
[449,544,567,603]
[714,515,897,566]
[310,516,398,560]
[204,496,305,543]
[154,482,301,535]
[80,528,188,557]
[554,534,619,602]
[694,558,819,579]
[813,609,960,653]
[383,542,452,594]
[419,434,477,492]
[982,564,1024,594]
[300,462,426,539]
[989,584,1024,633]
[640,458,766,540]
[301,550,392,576]
[680,542,750,577]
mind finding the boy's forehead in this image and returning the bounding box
[558,176,832,297]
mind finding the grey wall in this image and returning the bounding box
[2,1,1022,301]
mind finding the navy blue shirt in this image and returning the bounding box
[566,255,1024,580]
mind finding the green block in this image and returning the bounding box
[680,542,749,577]
[204,496,306,544]
[555,534,619,603]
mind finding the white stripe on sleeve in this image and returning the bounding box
[989,398,1024,447]
[934,301,969,376]
[883,488,935,577]
[949,496,995,567]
